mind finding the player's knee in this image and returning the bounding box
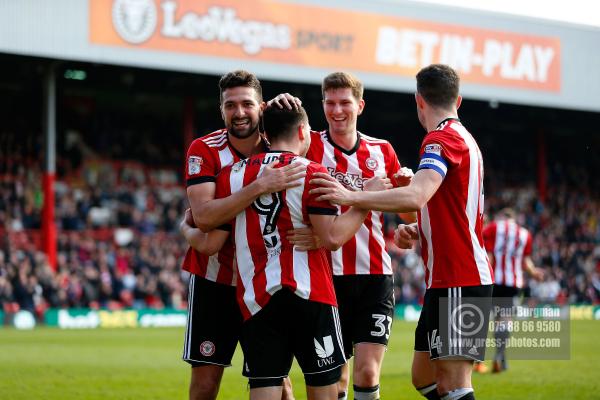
[435,363,471,394]
[412,365,437,390]
[354,366,379,387]
[434,376,455,396]
[353,363,380,387]
[190,367,222,400]
[189,380,219,400]
[412,372,429,390]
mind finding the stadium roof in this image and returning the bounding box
[1,0,599,111]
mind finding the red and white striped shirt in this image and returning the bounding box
[306,130,401,276]
[416,118,493,289]
[182,129,250,286]
[483,220,532,289]
[215,152,338,320]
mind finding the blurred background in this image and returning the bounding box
[0,0,599,329]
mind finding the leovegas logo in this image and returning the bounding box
[92,0,560,91]
[112,0,158,44]
[111,0,291,54]
[160,1,290,55]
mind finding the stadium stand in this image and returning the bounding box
[0,130,188,316]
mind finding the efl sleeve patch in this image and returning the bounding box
[418,152,448,178]
[424,143,442,156]
[188,156,203,175]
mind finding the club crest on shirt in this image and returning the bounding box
[424,144,442,156]
[188,156,203,175]
[365,157,379,171]
[200,341,215,356]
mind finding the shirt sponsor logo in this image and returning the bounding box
[424,143,442,156]
[188,156,203,175]
[314,335,335,368]
[327,167,365,191]
[112,0,158,44]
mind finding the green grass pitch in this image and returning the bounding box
[0,321,597,399]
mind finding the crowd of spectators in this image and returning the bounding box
[1,134,599,317]
[0,134,189,316]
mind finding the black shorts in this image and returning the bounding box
[414,285,493,362]
[333,275,395,358]
[182,275,242,367]
[492,284,522,317]
[240,289,345,386]
[492,284,521,299]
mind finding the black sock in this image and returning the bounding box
[417,383,441,399]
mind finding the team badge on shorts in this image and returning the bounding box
[188,156,203,175]
[365,157,379,171]
[200,341,215,356]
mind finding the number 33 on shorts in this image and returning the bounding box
[370,314,392,339]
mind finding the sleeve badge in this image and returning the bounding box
[424,143,442,156]
[188,156,203,175]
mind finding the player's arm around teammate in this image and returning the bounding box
[182,176,390,255]
[188,158,306,233]
[180,208,229,256]
[309,166,442,213]
[268,92,417,239]
[310,176,391,251]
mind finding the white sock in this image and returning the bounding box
[354,385,380,400]
[441,388,474,400]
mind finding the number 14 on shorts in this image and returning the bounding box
[371,314,392,339]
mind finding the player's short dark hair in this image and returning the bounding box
[416,64,460,109]
[500,207,516,219]
[322,71,363,101]
[218,70,263,103]
[262,105,308,143]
